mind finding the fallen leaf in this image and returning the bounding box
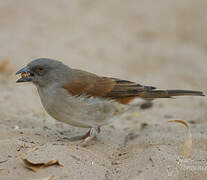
[0,168,4,171]
[169,120,192,158]
[43,160,63,168]
[29,176,56,180]
[21,158,63,172]
[21,158,44,172]
[0,60,14,73]
[48,176,56,180]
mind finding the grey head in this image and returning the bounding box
[16,58,71,87]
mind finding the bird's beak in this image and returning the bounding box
[16,66,34,83]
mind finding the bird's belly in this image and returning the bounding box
[46,105,92,128]
[42,97,93,128]
[39,88,122,128]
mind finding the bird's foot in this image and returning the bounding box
[77,126,101,147]
[57,129,91,142]
[66,130,91,141]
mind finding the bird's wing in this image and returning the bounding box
[62,69,155,104]
[62,69,204,104]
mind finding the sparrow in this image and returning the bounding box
[16,58,204,146]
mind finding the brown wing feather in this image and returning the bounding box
[105,79,156,98]
[104,79,156,104]
[62,69,155,104]
[62,69,115,97]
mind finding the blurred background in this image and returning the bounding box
[0,0,206,89]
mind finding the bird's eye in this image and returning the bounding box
[38,67,44,71]
[36,67,45,75]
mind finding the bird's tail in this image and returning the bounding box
[139,90,205,99]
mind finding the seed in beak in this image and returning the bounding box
[21,72,31,78]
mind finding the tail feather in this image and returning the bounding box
[139,90,205,99]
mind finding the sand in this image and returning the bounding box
[0,0,207,179]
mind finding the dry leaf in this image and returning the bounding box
[169,120,192,158]
[48,176,56,180]
[21,158,44,172]
[0,168,4,171]
[0,60,14,73]
[43,160,63,168]
[21,158,63,172]
[29,176,55,180]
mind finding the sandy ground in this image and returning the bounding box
[0,0,207,179]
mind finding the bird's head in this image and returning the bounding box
[16,58,71,87]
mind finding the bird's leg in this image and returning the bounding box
[61,126,101,143]
[66,129,91,141]
[78,126,101,147]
